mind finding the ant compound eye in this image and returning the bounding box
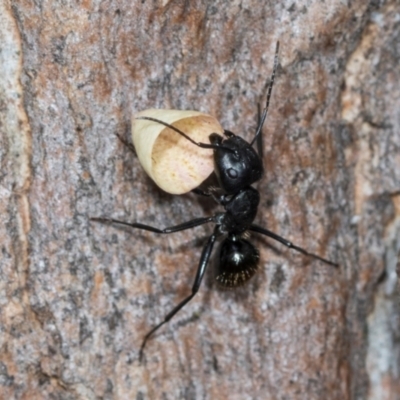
[132,109,223,195]
[227,168,238,179]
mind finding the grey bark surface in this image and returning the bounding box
[0,0,399,399]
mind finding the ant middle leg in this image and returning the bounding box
[91,216,214,234]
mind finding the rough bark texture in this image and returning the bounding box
[0,0,399,399]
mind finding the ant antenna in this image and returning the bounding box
[136,116,236,154]
[250,41,280,147]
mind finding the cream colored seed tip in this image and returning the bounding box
[132,109,224,195]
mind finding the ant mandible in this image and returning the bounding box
[92,41,338,361]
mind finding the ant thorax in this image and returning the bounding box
[218,187,260,235]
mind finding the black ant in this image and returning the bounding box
[92,41,338,361]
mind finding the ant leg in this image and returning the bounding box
[249,224,338,267]
[139,227,218,362]
[250,41,280,147]
[91,216,214,234]
[115,132,136,154]
[191,188,212,197]
[192,188,229,207]
[223,130,235,137]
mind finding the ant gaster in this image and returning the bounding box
[92,42,338,361]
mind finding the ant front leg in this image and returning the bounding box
[192,187,223,204]
[139,227,218,362]
[223,130,235,138]
[191,188,212,197]
[115,132,136,155]
[192,188,231,207]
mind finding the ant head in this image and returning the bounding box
[210,134,263,193]
[215,236,259,288]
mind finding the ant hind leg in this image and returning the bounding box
[249,224,338,267]
[139,227,218,362]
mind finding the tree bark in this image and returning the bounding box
[0,0,399,399]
